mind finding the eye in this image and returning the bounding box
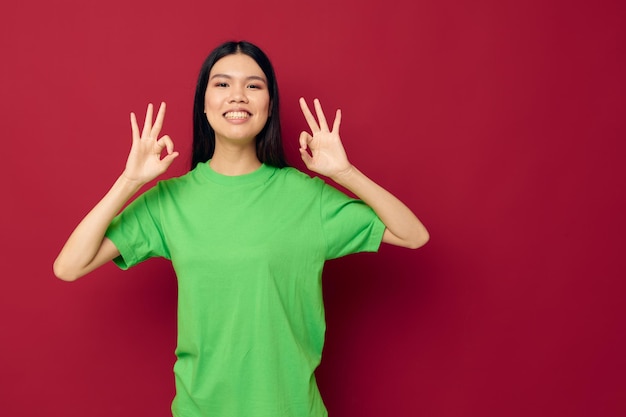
[247,84,261,89]
[214,82,229,87]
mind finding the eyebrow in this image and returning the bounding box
[209,74,267,84]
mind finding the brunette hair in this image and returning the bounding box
[191,40,287,169]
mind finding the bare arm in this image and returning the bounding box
[298,98,429,249]
[53,102,179,281]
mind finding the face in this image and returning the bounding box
[204,53,271,145]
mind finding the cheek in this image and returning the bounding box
[204,94,217,112]
[203,104,218,129]
[260,95,271,116]
[204,95,222,123]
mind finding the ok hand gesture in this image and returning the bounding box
[298,98,352,179]
[123,102,179,185]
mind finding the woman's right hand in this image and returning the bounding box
[54,102,179,281]
[122,102,179,185]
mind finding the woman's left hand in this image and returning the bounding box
[298,98,352,178]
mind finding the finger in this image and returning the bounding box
[313,98,329,132]
[152,102,166,137]
[158,135,175,155]
[130,112,140,140]
[299,148,313,167]
[299,97,320,132]
[332,109,341,134]
[154,137,168,155]
[142,103,154,137]
[298,131,311,151]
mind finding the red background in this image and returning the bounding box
[1,0,625,415]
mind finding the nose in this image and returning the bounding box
[228,84,248,103]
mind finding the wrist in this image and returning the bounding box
[330,164,357,185]
[118,172,146,191]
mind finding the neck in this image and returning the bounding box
[209,142,261,176]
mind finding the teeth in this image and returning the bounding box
[224,111,249,119]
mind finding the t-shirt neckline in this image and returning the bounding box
[196,160,276,186]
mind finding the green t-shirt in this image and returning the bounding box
[105,162,385,417]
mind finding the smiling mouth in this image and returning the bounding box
[224,111,250,120]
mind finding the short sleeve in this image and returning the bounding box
[320,182,386,260]
[105,184,170,270]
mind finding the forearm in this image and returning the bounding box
[53,175,143,281]
[330,165,429,249]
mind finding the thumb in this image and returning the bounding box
[160,151,179,169]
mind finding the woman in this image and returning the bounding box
[54,40,428,417]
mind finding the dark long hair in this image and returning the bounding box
[191,41,288,169]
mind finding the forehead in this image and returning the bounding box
[209,53,266,80]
